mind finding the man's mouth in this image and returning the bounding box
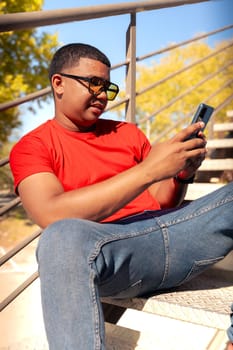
[90,102,105,115]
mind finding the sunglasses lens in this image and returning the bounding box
[90,77,119,100]
[89,77,104,95]
[89,78,101,93]
[106,84,119,100]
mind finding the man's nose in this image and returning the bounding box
[96,87,108,100]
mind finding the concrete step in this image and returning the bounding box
[185,182,224,200]
[107,316,228,350]
[199,158,233,171]
[214,123,233,132]
[102,268,233,330]
[226,111,233,118]
[0,319,228,350]
[207,138,233,149]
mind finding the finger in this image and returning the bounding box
[196,130,206,140]
[186,146,207,160]
[183,154,205,176]
[183,137,207,151]
[173,122,205,142]
[189,156,205,170]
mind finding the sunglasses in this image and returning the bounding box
[59,72,119,101]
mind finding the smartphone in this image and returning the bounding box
[189,103,214,138]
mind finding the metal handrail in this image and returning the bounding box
[141,63,233,126]
[153,83,233,142]
[138,41,233,99]
[0,228,42,267]
[0,87,52,113]
[0,271,39,311]
[0,0,210,32]
[153,90,233,143]
[0,157,9,166]
[0,227,42,312]
[125,13,137,122]
[137,24,233,62]
[0,197,21,216]
[1,24,232,113]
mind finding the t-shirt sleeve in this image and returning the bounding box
[9,135,54,193]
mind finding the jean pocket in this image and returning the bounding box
[177,256,224,286]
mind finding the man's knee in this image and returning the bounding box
[36,218,90,263]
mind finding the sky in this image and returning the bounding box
[18,0,233,136]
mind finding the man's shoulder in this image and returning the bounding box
[23,119,53,137]
[15,120,54,144]
[10,120,53,156]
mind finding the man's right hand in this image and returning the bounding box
[143,122,207,183]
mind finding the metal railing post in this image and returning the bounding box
[125,12,136,123]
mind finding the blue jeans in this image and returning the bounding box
[228,303,233,343]
[37,182,233,349]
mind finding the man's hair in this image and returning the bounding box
[48,43,111,81]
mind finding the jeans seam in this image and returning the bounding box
[88,226,157,264]
[155,218,170,289]
[163,196,233,226]
[89,268,101,350]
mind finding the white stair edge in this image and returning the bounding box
[226,110,233,118]
[207,139,233,148]
[214,123,233,132]
[199,159,233,171]
[185,182,224,200]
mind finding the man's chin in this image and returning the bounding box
[76,117,99,131]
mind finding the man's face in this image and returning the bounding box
[52,57,111,131]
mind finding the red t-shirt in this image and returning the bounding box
[10,118,160,222]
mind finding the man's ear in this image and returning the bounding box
[51,74,64,95]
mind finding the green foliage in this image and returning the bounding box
[0,0,59,142]
[135,40,233,141]
[0,142,14,191]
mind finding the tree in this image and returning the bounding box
[135,40,233,141]
[0,0,59,143]
[0,141,14,191]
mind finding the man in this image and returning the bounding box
[10,43,233,350]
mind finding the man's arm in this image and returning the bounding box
[148,178,188,208]
[148,155,204,208]
[18,161,152,228]
[148,128,206,208]
[18,122,206,228]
